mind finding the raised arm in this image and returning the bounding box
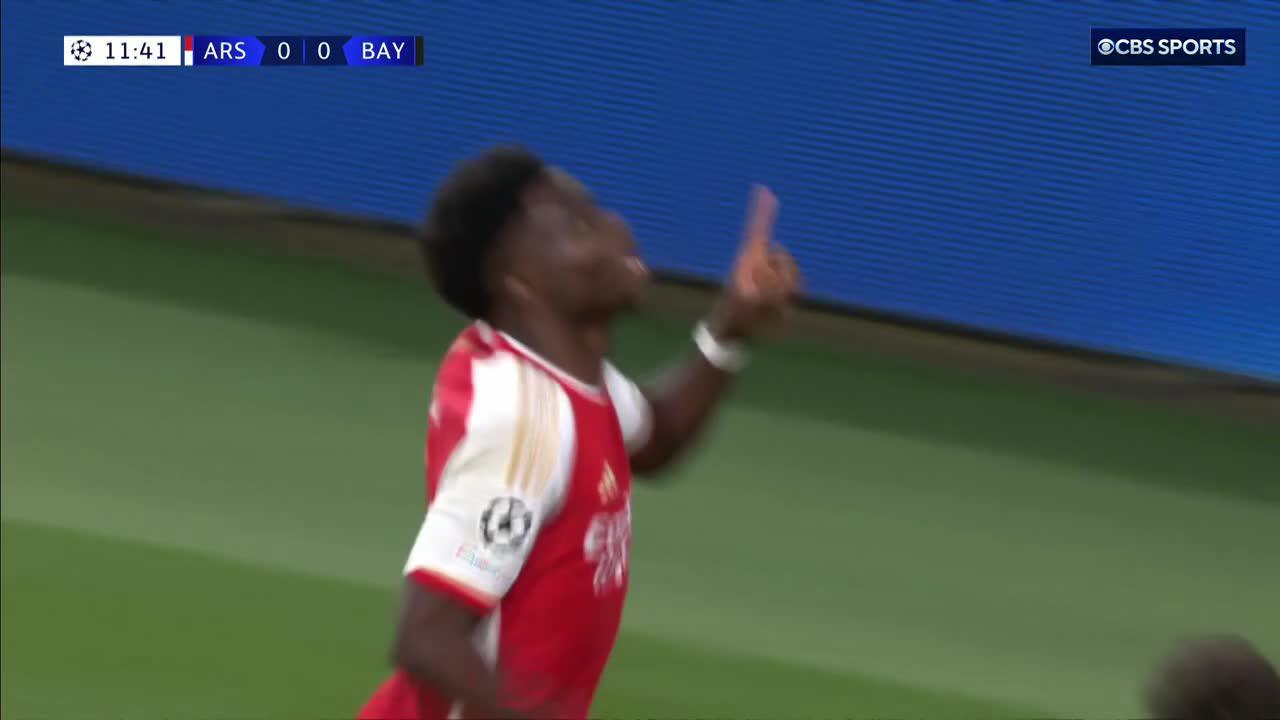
[626,186,800,475]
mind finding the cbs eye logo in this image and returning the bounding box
[1097,38,1116,55]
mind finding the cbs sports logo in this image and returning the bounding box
[1091,28,1245,66]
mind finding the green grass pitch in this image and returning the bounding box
[3,203,1278,717]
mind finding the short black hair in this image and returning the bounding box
[420,145,546,319]
[1146,635,1280,720]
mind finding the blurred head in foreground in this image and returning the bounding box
[1145,634,1280,720]
[418,145,648,329]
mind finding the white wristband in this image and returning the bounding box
[694,322,748,372]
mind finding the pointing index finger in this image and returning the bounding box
[740,184,778,262]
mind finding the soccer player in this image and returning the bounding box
[358,146,800,720]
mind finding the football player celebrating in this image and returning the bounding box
[360,145,799,719]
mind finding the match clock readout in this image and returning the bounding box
[64,36,182,66]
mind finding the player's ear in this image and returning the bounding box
[502,272,535,302]
[489,230,536,304]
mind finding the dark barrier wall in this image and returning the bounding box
[4,2,1278,380]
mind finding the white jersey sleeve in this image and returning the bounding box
[404,353,576,612]
[603,361,654,454]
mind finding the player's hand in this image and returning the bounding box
[707,184,802,342]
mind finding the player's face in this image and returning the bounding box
[524,169,649,320]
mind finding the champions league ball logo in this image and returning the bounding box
[480,497,533,555]
[70,39,93,62]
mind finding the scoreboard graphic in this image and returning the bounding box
[63,35,424,67]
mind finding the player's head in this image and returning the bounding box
[420,145,648,325]
[1144,634,1280,720]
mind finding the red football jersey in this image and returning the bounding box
[359,322,652,720]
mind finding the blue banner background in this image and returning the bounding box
[4,2,1277,379]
